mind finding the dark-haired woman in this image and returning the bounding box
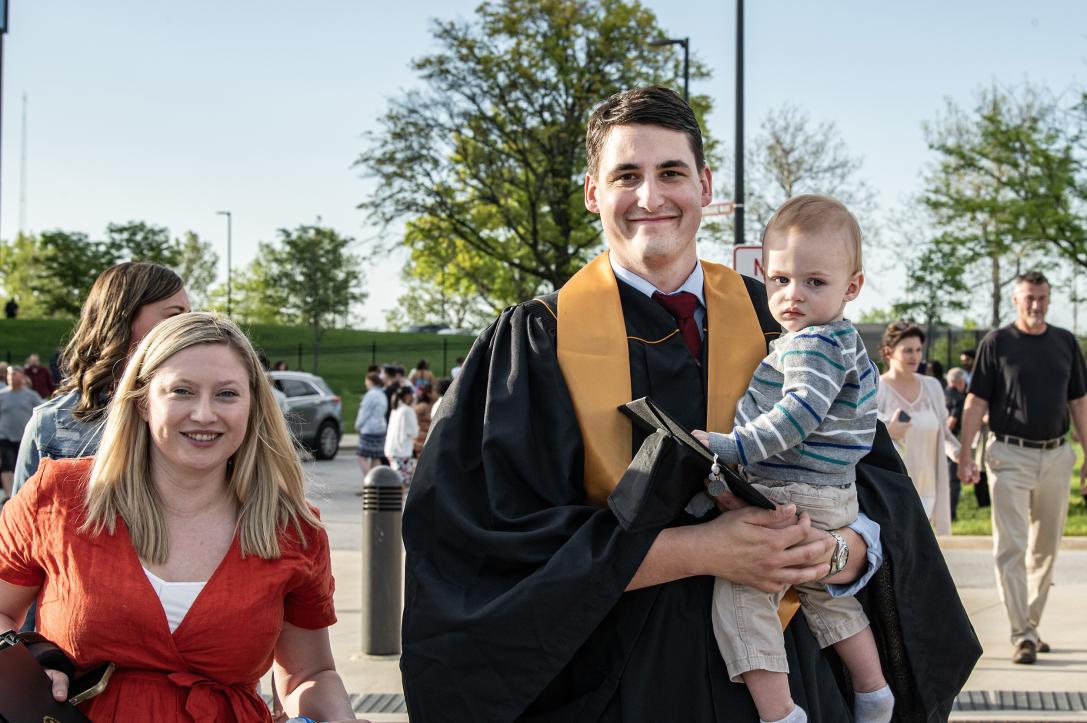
[877,321,959,533]
[408,359,434,390]
[384,387,418,487]
[13,262,190,493]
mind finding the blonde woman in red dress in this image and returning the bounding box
[0,313,362,722]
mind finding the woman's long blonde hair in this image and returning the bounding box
[82,312,320,563]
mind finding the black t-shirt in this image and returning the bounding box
[945,386,966,436]
[968,324,1087,439]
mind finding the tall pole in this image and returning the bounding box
[1074,265,1080,336]
[0,1,9,241]
[650,37,689,102]
[18,92,26,234]
[217,211,232,316]
[682,38,689,102]
[734,0,745,246]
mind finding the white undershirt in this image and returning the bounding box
[143,567,207,633]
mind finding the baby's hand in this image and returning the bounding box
[692,429,710,445]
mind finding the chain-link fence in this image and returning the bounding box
[253,337,477,379]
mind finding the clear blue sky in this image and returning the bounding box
[2,0,1085,329]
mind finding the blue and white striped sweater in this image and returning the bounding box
[706,318,878,486]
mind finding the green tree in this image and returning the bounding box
[208,249,288,326]
[920,84,1082,326]
[173,231,219,309]
[105,221,182,266]
[263,224,366,371]
[895,240,972,327]
[356,0,712,311]
[386,216,536,331]
[34,230,117,316]
[0,233,55,318]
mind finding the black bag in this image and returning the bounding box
[0,632,92,723]
[973,472,991,508]
[608,397,773,533]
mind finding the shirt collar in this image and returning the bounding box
[608,253,705,308]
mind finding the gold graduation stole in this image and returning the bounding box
[555,250,801,630]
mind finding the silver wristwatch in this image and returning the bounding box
[825,529,849,578]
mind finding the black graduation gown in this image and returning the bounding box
[401,279,980,723]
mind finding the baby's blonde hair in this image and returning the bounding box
[763,194,863,274]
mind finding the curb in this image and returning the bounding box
[938,535,1087,551]
[263,691,1087,720]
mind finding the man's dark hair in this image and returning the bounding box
[960,349,976,360]
[586,86,705,177]
[1016,270,1049,287]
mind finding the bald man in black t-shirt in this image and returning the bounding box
[958,271,1087,665]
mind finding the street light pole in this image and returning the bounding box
[0,1,10,239]
[734,0,745,246]
[650,37,690,102]
[216,210,232,316]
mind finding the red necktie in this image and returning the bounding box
[652,291,702,360]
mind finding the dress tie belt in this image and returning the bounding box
[167,671,269,722]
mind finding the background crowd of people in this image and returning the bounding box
[352,360,452,491]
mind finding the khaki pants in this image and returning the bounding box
[711,480,870,682]
[986,437,1076,646]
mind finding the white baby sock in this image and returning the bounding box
[762,705,808,723]
[854,685,894,723]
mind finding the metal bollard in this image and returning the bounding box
[360,466,403,655]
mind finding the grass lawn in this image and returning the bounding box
[0,318,478,423]
[951,441,1087,536]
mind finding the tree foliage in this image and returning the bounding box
[105,221,181,266]
[0,234,57,318]
[208,250,287,325]
[262,224,366,371]
[1,221,223,318]
[174,231,219,309]
[356,0,713,319]
[915,85,1084,327]
[386,216,536,331]
[35,231,116,316]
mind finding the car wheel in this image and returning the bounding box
[313,420,340,461]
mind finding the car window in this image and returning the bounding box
[280,379,319,398]
[313,378,334,396]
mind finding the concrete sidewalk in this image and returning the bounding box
[939,537,1087,720]
[312,451,1087,720]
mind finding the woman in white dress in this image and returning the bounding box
[876,321,960,534]
[384,386,419,487]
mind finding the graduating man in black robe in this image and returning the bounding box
[401,87,979,722]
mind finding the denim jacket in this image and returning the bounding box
[12,390,103,494]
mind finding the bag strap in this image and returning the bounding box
[18,632,75,679]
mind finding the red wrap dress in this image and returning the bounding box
[0,457,337,721]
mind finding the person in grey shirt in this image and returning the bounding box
[0,366,42,501]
